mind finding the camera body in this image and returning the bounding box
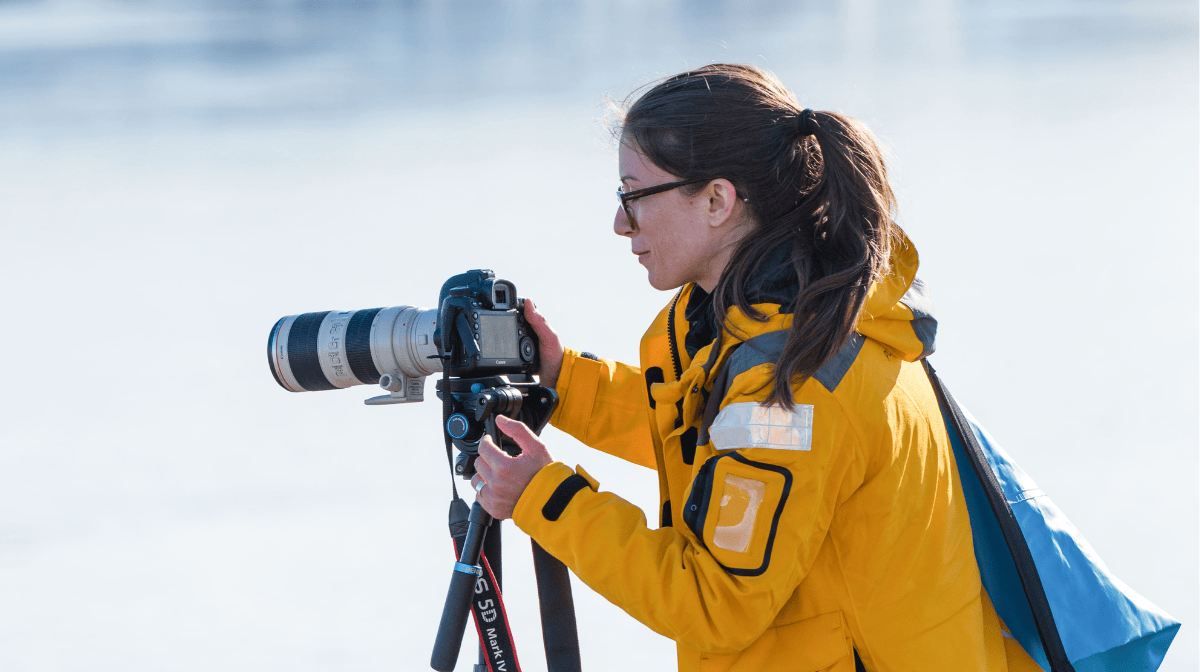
[435,270,538,378]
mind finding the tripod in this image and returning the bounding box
[429,377,581,672]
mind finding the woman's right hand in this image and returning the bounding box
[523,298,564,389]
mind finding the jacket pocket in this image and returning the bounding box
[769,611,853,672]
[699,611,854,672]
[681,452,793,576]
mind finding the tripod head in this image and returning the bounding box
[437,374,558,479]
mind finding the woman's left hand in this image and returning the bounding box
[470,415,554,520]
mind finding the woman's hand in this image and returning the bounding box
[470,415,554,520]
[523,298,564,389]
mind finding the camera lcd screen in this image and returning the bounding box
[479,313,519,359]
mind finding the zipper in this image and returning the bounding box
[667,287,685,381]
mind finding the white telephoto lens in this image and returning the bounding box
[268,306,441,393]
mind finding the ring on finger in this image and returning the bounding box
[474,480,486,494]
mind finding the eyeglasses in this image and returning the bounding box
[616,177,714,227]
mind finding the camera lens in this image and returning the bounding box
[269,306,441,393]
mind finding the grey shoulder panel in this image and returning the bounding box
[698,329,864,446]
[697,331,788,446]
[714,329,867,403]
[899,276,937,359]
[725,330,789,376]
[811,332,864,392]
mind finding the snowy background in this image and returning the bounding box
[0,1,1196,670]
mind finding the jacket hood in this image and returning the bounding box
[691,228,937,366]
[856,229,937,362]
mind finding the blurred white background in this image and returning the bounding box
[0,1,1195,670]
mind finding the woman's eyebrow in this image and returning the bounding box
[620,174,640,183]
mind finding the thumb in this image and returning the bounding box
[495,415,542,453]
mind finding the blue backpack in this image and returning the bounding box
[925,361,1180,672]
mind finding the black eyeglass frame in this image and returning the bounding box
[616,177,715,224]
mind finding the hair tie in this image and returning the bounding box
[795,108,818,137]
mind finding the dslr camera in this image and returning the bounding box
[268,269,538,403]
[268,269,554,471]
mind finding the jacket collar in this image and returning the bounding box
[673,227,935,387]
[682,243,800,359]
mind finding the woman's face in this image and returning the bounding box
[614,142,734,292]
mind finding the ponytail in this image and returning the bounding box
[743,108,897,408]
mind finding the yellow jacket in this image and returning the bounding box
[513,235,1040,671]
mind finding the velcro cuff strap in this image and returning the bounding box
[574,465,600,491]
[542,474,593,521]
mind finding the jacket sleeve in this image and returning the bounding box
[548,347,657,470]
[514,379,866,653]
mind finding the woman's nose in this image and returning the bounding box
[614,206,634,237]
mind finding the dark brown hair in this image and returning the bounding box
[618,64,899,408]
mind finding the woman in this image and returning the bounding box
[469,64,1039,671]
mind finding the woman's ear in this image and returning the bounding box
[704,178,741,229]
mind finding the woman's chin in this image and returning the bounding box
[646,271,679,292]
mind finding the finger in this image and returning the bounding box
[477,434,511,465]
[494,415,540,451]
[471,457,508,518]
[472,479,497,515]
[473,456,496,487]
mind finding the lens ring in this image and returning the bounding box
[346,308,384,384]
[287,311,337,391]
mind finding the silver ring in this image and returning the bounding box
[474,480,486,494]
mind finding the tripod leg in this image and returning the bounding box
[532,540,582,672]
[431,503,493,672]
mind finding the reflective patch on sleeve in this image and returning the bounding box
[709,402,814,452]
[685,452,792,576]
